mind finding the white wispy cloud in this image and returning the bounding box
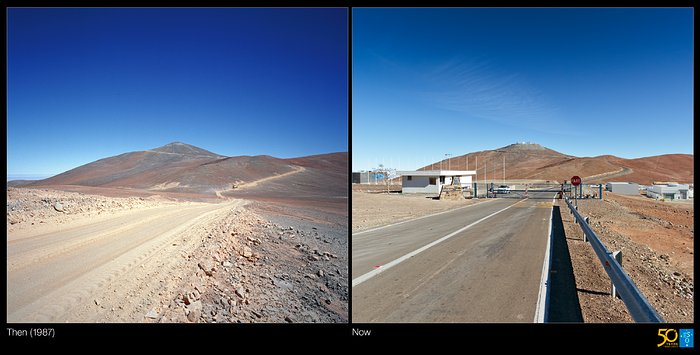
[416,57,571,134]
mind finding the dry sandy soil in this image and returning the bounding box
[352,190,489,233]
[558,192,693,322]
[7,187,347,323]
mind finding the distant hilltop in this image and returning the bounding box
[419,143,693,185]
[500,142,546,151]
[18,142,348,198]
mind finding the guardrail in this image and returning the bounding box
[564,197,664,323]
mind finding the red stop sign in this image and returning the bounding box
[571,176,581,186]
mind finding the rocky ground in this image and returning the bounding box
[558,193,693,323]
[7,187,347,323]
[156,202,348,323]
[6,187,181,233]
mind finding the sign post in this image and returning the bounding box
[571,175,581,208]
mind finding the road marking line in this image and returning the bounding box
[352,198,498,236]
[352,198,529,288]
[534,195,556,323]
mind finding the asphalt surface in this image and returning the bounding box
[352,191,556,322]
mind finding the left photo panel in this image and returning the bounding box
[7,7,348,323]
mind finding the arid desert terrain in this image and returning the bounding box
[7,143,348,323]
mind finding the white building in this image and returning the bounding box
[398,170,476,194]
[646,184,691,200]
[606,182,640,195]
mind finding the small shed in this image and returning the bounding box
[605,182,639,195]
[398,170,476,194]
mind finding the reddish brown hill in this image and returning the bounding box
[27,143,347,197]
[619,154,694,184]
[420,143,693,185]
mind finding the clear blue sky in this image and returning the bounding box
[8,8,348,177]
[353,8,693,171]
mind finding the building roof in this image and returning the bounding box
[648,184,689,190]
[397,170,476,177]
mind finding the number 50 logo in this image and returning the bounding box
[658,328,679,347]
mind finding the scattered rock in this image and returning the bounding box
[145,309,159,319]
[222,261,233,268]
[186,301,202,322]
[285,316,294,323]
[317,270,324,277]
[241,246,253,259]
[94,299,100,306]
[54,202,64,212]
[198,261,216,276]
[235,287,245,298]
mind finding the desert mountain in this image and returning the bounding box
[28,142,348,198]
[149,141,223,158]
[420,143,693,185]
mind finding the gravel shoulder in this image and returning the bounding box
[557,193,693,323]
[352,191,487,233]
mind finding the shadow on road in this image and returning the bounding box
[548,205,584,322]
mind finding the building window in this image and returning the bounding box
[407,176,412,181]
[429,177,436,185]
[439,176,445,184]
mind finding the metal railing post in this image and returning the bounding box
[612,250,622,299]
[564,198,663,322]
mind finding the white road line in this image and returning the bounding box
[352,198,498,236]
[534,194,557,323]
[352,198,529,288]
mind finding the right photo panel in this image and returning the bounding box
[352,8,693,324]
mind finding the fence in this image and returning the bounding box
[564,197,663,322]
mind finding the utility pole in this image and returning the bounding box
[475,155,478,197]
[503,154,505,185]
[445,153,452,170]
[492,160,495,197]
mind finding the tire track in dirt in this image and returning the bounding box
[7,200,241,322]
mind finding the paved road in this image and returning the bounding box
[352,191,556,322]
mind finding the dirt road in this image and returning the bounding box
[215,166,306,199]
[7,200,240,322]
